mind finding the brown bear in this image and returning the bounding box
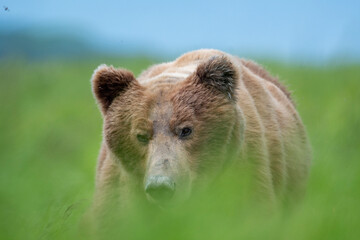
[90,49,311,214]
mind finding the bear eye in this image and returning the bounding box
[179,127,192,138]
[137,134,150,144]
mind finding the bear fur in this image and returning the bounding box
[90,49,311,214]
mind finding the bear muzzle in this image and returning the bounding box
[145,175,176,204]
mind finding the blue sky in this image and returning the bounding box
[1,0,359,61]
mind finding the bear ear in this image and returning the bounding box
[91,64,138,113]
[195,56,238,100]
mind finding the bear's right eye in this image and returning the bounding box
[179,127,192,138]
[137,134,150,144]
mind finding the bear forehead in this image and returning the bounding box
[149,100,174,136]
[138,84,194,136]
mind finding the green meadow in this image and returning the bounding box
[0,57,359,239]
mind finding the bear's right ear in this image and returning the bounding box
[91,64,138,113]
[194,56,238,101]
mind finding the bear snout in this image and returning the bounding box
[145,175,176,204]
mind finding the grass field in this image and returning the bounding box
[0,57,359,239]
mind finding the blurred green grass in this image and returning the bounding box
[0,57,359,239]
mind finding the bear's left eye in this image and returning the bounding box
[179,127,192,138]
[137,134,150,144]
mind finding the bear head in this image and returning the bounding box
[91,56,245,206]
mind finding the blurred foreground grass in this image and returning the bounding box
[0,57,359,239]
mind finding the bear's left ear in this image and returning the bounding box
[195,56,238,100]
[91,64,138,113]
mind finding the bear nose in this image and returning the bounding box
[145,176,176,203]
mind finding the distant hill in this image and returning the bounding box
[0,29,99,59]
[0,25,162,60]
